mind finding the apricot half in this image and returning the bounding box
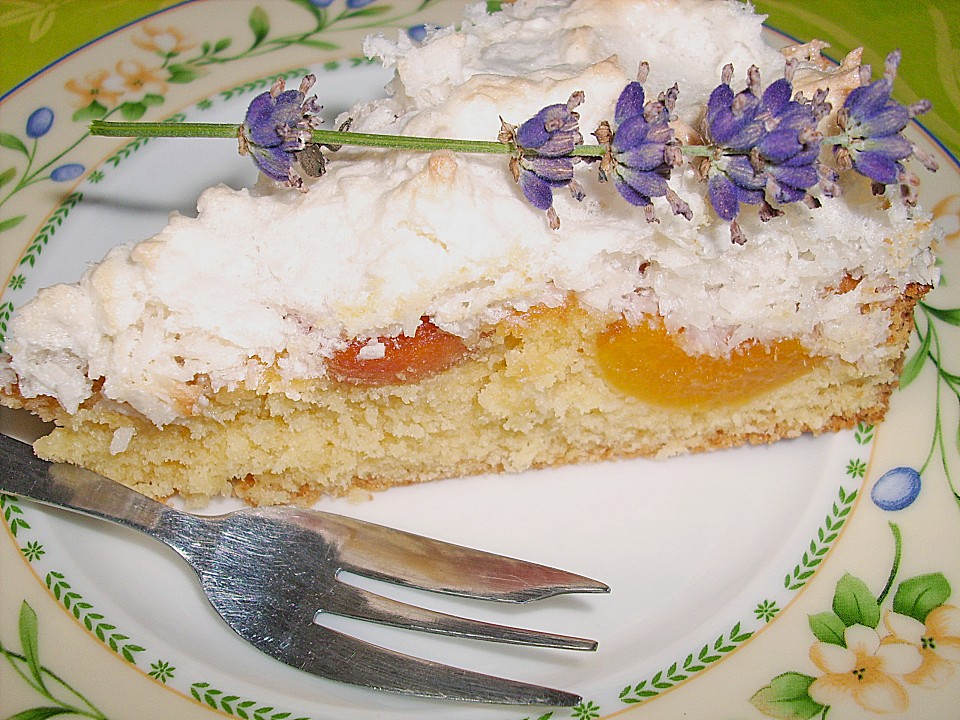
[327,318,468,385]
[596,318,817,409]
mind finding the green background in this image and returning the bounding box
[1,0,957,155]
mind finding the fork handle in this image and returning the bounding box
[0,433,197,553]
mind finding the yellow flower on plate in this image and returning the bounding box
[932,193,960,244]
[882,605,960,688]
[114,60,167,100]
[131,24,195,56]
[808,623,922,713]
[64,68,124,108]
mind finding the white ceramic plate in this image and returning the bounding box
[2,2,959,719]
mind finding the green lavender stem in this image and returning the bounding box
[89,119,609,158]
[90,120,240,140]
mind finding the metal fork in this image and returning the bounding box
[0,433,608,706]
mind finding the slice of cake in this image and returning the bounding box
[0,0,939,506]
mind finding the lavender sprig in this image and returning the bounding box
[88,49,936,237]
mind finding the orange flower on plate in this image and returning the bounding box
[131,24,195,56]
[932,193,960,244]
[115,60,167,99]
[883,605,960,688]
[808,623,922,713]
[64,68,124,108]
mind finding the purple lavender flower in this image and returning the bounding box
[703,66,767,152]
[754,79,824,204]
[701,66,766,241]
[600,67,690,223]
[504,91,585,229]
[240,75,323,187]
[834,50,937,204]
[702,64,825,244]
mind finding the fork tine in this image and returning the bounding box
[321,580,598,650]
[309,511,610,602]
[254,620,584,705]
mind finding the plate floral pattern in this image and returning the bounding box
[1,2,959,719]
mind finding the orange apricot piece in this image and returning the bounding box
[597,318,818,409]
[327,317,468,385]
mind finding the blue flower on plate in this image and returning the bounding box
[871,466,922,511]
[407,23,437,44]
[308,0,379,10]
[26,107,55,139]
[50,163,85,182]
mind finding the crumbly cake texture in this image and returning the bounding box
[0,0,940,505]
[6,288,925,507]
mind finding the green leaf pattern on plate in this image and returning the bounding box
[219,69,310,103]
[190,683,311,720]
[755,599,781,623]
[0,601,110,720]
[45,571,145,663]
[17,191,82,270]
[2,492,31,537]
[619,623,755,705]
[784,486,856,592]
